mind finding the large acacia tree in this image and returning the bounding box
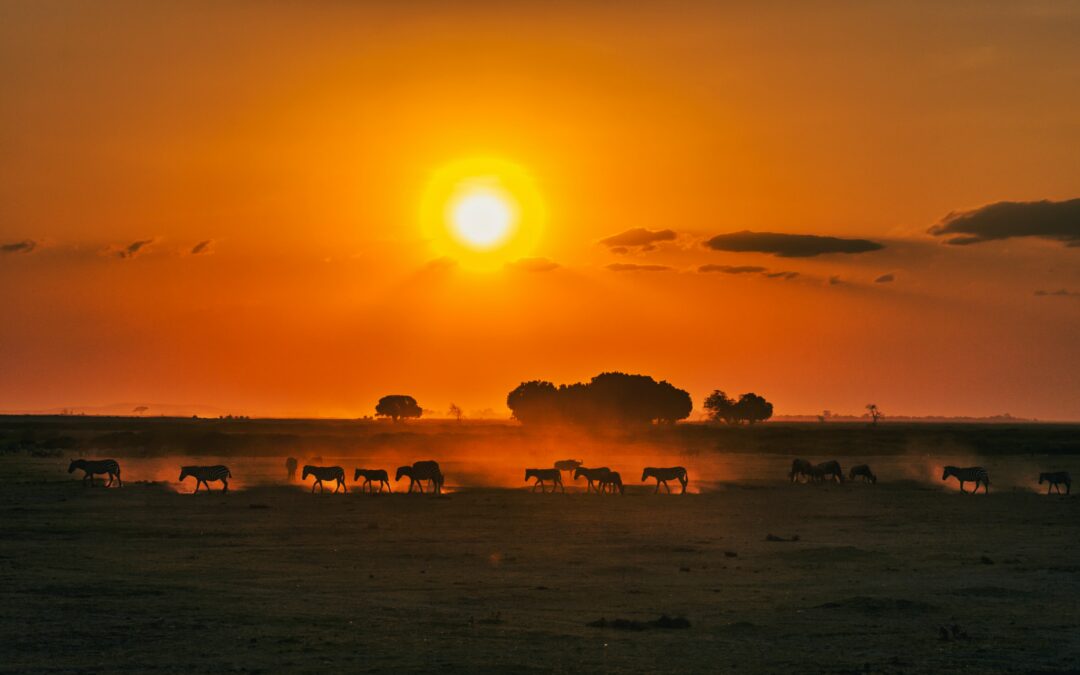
[375,395,423,422]
[507,372,692,427]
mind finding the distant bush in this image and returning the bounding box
[506,372,692,427]
[375,395,423,422]
[704,390,774,425]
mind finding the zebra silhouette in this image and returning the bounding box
[68,459,122,487]
[789,458,813,483]
[812,460,844,484]
[573,467,612,494]
[641,466,688,494]
[1039,471,1071,495]
[942,466,990,494]
[554,459,582,474]
[179,465,231,494]
[396,460,444,494]
[353,468,391,493]
[285,457,298,480]
[600,471,625,495]
[302,465,346,493]
[849,464,877,484]
[525,468,563,493]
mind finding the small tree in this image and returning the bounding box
[866,403,882,426]
[448,403,464,423]
[735,393,773,425]
[704,390,739,425]
[375,395,422,422]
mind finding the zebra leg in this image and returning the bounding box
[958,481,966,494]
[222,478,229,494]
[664,480,671,494]
[654,481,660,494]
[116,470,122,487]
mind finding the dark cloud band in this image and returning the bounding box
[929,198,1080,247]
[704,230,884,257]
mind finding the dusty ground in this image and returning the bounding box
[2,455,1079,673]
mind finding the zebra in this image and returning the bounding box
[789,458,813,483]
[353,468,392,493]
[302,465,346,494]
[941,466,990,494]
[812,460,844,484]
[849,464,877,484]
[396,460,444,494]
[179,465,231,494]
[554,459,582,474]
[573,466,612,494]
[525,468,564,493]
[1039,471,1071,495]
[285,457,298,480]
[599,471,625,495]
[68,459,122,487]
[641,466,688,494]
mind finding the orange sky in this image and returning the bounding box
[1,1,1078,419]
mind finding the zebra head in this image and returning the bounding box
[573,467,586,481]
[941,466,957,481]
[395,466,412,482]
[1039,473,1047,484]
[353,468,362,482]
[67,459,81,473]
[524,469,535,482]
[301,465,316,480]
[641,468,652,482]
[179,466,192,481]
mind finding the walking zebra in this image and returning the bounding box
[789,458,813,483]
[525,468,563,493]
[573,466,612,494]
[641,466,688,494]
[942,466,990,494]
[302,465,346,494]
[68,459,122,487]
[599,471,625,495]
[554,459,582,474]
[849,464,877,484]
[396,460,444,494]
[812,460,844,484]
[285,457,298,480]
[1039,471,1071,495]
[354,468,392,493]
[179,465,231,494]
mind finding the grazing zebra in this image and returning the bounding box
[554,459,582,473]
[68,459,122,487]
[641,466,688,494]
[599,471,625,495]
[302,465,346,494]
[789,458,814,483]
[941,466,990,494]
[179,465,231,494]
[812,460,844,484]
[1039,471,1071,495]
[849,464,877,484]
[573,466,612,494]
[353,468,392,493]
[285,457,298,480]
[525,468,564,493]
[396,460,444,494]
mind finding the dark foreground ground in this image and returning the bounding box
[2,456,1079,674]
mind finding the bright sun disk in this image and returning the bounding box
[450,188,514,249]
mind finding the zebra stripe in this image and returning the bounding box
[68,459,122,487]
[942,466,990,494]
[179,465,232,494]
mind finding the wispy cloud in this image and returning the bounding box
[600,228,677,253]
[704,231,884,257]
[875,273,895,283]
[507,257,560,272]
[1,240,36,254]
[829,275,843,285]
[697,264,767,274]
[929,198,1080,247]
[190,240,213,255]
[1034,288,1080,297]
[606,263,672,272]
[115,239,155,259]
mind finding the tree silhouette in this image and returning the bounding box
[448,403,464,423]
[704,390,738,425]
[375,395,422,422]
[735,393,773,425]
[507,372,692,427]
[865,403,882,426]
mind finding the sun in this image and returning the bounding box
[420,157,545,270]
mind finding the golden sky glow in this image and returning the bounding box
[1,2,1078,419]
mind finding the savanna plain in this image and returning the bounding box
[2,418,1079,673]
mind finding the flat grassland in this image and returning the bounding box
[1,418,1079,673]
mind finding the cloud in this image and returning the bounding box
[763,271,799,280]
[600,228,677,252]
[190,240,213,255]
[606,263,672,272]
[875,273,895,283]
[115,239,154,259]
[704,231,884,257]
[698,264,767,274]
[507,257,560,272]
[1034,289,1079,297]
[928,198,1080,247]
[1,240,36,254]
[828,275,842,285]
